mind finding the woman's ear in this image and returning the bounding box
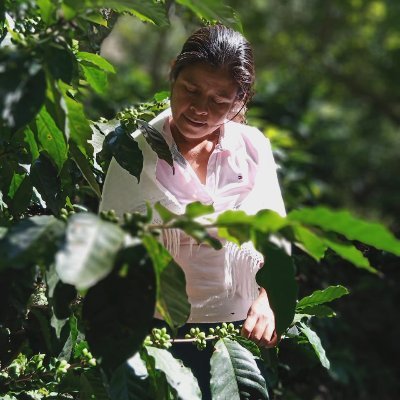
[228,100,246,122]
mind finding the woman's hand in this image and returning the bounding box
[241,288,278,348]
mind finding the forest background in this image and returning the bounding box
[95,1,400,398]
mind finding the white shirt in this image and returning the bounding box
[100,109,286,322]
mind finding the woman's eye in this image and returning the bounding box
[213,98,227,105]
[185,85,196,93]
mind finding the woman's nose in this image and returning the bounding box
[190,99,208,115]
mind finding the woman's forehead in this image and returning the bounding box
[178,63,238,97]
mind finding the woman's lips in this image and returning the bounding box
[184,114,206,126]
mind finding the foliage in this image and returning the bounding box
[1,1,399,399]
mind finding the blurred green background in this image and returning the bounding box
[89,1,399,398]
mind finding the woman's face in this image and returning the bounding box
[170,63,241,141]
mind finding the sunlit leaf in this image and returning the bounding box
[56,213,125,290]
[297,305,336,318]
[98,0,168,26]
[8,174,33,216]
[292,224,327,261]
[35,106,68,172]
[37,0,57,25]
[210,338,269,400]
[184,201,214,219]
[296,285,349,311]
[80,63,108,94]
[217,209,287,245]
[146,346,201,400]
[299,322,330,369]
[78,11,108,27]
[323,234,376,273]
[154,202,178,224]
[23,126,40,162]
[289,207,400,256]
[7,172,24,199]
[77,52,115,73]
[175,0,242,31]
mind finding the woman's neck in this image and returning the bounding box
[171,126,220,184]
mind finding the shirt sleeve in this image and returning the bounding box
[239,126,291,254]
[239,127,286,217]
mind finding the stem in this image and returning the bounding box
[171,335,218,343]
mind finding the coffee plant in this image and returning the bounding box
[1,1,399,399]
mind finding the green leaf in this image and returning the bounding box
[175,0,241,31]
[60,86,93,156]
[80,370,110,400]
[158,260,190,328]
[299,322,330,369]
[7,172,25,199]
[82,244,156,372]
[45,43,75,83]
[146,347,201,400]
[52,280,77,320]
[289,207,400,256]
[216,209,287,245]
[296,285,349,311]
[173,219,222,249]
[63,0,168,25]
[35,106,68,172]
[109,354,152,400]
[77,52,115,73]
[297,305,336,318]
[154,91,170,102]
[37,0,57,25]
[78,11,108,27]
[142,235,190,329]
[0,53,46,131]
[98,0,169,26]
[30,153,65,214]
[56,213,125,290]
[154,201,178,224]
[137,119,174,170]
[8,174,33,216]
[80,63,108,94]
[324,234,375,272]
[23,126,40,162]
[0,215,65,271]
[292,224,327,261]
[104,125,143,180]
[256,243,298,336]
[184,201,215,219]
[210,338,269,400]
[69,142,101,198]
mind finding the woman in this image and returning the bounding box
[100,24,287,397]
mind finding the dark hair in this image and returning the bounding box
[171,24,255,108]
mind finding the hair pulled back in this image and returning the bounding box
[171,24,255,107]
